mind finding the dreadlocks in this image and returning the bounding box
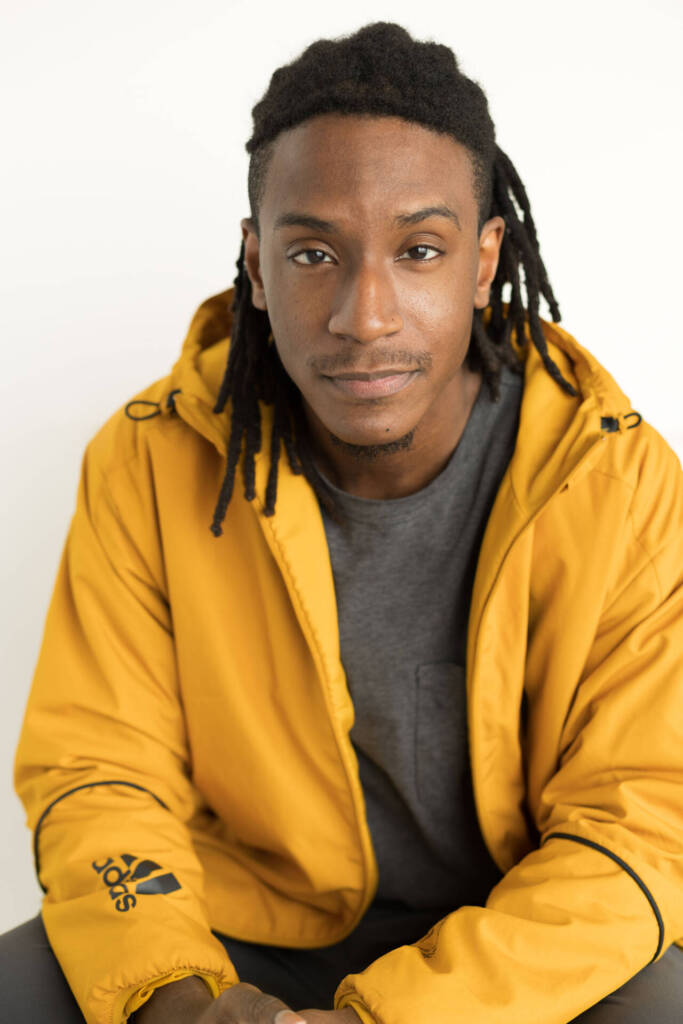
[210,21,577,537]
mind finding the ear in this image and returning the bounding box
[240,217,267,311]
[474,215,505,310]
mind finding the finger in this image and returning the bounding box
[273,1012,307,1024]
[216,982,306,1023]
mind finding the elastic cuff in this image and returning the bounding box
[122,969,219,1021]
[334,991,376,1024]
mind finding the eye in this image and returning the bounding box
[397,245,443,262]
[289,249,334,265]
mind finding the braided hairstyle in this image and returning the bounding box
[210,21,576,537]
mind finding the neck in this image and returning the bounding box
[305,367,483,500]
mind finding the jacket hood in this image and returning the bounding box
[164,288,637,516]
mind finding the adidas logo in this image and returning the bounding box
[91,853,181,913]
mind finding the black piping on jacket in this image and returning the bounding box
[543,831,665,962]
[32,781,170,894]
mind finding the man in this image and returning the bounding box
[2,20,682,1024]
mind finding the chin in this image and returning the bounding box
[303,392,421,457]
[327,425,416,460]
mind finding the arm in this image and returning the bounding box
[14,428,237,1024]
[334,430,683,1024]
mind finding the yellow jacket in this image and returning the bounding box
[14,289,683,1024]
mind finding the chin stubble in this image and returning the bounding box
[328,428,416,461]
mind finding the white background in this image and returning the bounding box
[1,0,681,932]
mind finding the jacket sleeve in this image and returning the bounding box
[13,428,239,1024]
[334,429,683,1024]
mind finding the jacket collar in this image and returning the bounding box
[165,289,235,457]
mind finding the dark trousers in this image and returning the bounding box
[1,908,682,1022]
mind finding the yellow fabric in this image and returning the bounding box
[14,288,683,1024]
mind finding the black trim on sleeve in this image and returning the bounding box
[32,780,170,893]
[543,831,665,962]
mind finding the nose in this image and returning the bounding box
[327,262,403,343]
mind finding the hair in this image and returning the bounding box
[209,21,577,537]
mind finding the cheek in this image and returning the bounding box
[402,252,480,329]
[273,340,302,389]
[262,270,325,362]
[259,301,306,377]
[268,319,314,396]
[406,294,475,368]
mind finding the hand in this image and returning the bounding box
[195,985,363,1024]
[294,1010,362,1024]
[196,982,303,1022]
[135,976,363,1024]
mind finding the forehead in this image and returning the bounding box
[259,114,478,227]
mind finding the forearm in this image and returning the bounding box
[133,975,214,1024]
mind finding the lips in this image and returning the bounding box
[324,369,419,399]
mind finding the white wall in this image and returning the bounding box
[2,0,681,932]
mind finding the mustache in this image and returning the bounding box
[309,349,433,375]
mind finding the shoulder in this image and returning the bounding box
[76,373,184,517]
[538,317,681,504]
[521,320,682,592]
[581,412,683,605]
[616,420,682,589]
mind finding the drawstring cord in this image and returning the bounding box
[124,389,181,421]
[600,411,642,433]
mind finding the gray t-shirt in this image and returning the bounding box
[315,365,523,912]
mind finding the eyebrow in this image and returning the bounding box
[395,205,461,231]
[274,204,461,233]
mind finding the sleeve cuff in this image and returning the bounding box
[334,989,377,1024]
[122,969,223,1021]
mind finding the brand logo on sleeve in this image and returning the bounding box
[91,853,181,912]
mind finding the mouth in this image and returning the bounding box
[323,369,420,399]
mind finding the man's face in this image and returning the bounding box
[241,114,503,453]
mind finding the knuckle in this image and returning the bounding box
[214,983,258,1014]
[251,991,288,1015]
[216,983,290,1022]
